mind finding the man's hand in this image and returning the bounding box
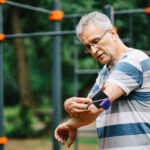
[54,121,77,148]
[64,97,92,117]
[74,103,103,126]
[54,104,103,148]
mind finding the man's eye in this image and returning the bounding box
[92,38,100,44]
[85,44,91,49]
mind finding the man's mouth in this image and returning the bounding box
[97,53,103,60]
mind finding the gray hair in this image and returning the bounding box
[76,12,113,38]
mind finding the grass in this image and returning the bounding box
[78,136,98,145]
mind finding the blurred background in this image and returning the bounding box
[1,0,150,150]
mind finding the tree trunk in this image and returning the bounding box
[11,7,34,108]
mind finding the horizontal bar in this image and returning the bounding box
[122,38,130,43]
[64,9,145,19]
[143,50,149,54]
[75,69,98,74]
[114,9,145,15]
[75,40,82,45]
[63,13,84,19]
[4,1,146,18]
[5,1,84,19]
[78,129,96,133]
[5,1,146,20]
[5,31,76,39]
[5,0,52,14]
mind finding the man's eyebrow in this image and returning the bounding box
[91,37,100,41]
[83,36,100,46]
[88,36,99,42]
[90,37,101,43]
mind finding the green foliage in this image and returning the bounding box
[4,106,52,138]
[4,106,20,120]
[3,41,19,106]
[25,37,52,105]
[62,0,96,14]
[4,106,33,138]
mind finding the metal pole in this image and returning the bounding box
[5,0,52,14]
[5,30,76,39]
[64,13,84,19]
[103,5,114,25]
[73,18,79,150]
[114,9,145,15]
[73,18,79,98]
[0,4,4,150]
[148,0,150,49]
[129,14,133,47]
[52,0,61,150]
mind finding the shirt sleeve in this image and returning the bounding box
[88,66,108,98]
[107,58,143,95]
[87,76,99,98]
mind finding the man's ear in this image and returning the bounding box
[110,27,117,35]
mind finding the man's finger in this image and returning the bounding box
[71,108,87,115]
[72,97,92,103]
[74,103,89,109]
[54,129,59,140]
[61,138,66,145]
[68,138,74,148]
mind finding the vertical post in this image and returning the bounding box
[148,0,150,49]
[0,3,4,150]
[73,18,79,98]
[103,5,114,25]
[52,0,61,150]
[73,18,79,150]
[129,14,133,47]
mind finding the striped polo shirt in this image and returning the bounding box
[88,48,150,150]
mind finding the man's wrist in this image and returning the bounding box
[67,118,82,129]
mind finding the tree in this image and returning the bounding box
[11,6,34,108]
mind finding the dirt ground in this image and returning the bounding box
[5,122,98,150]
[5,139,98,150]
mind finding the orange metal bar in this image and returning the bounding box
[145,7,150,14]
[49,10,64,21]
[0,0,5,4]
[0,34,5,41]
[0,137,7,144]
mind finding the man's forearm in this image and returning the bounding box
[67,105,103,129]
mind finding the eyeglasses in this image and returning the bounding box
[84,29,110,51]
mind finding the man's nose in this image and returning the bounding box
[91,45,98,54]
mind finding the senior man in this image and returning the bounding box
[54,12,150,150]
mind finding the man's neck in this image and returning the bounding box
[115,39,128,61]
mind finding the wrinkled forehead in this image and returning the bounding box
[79,22,104,42]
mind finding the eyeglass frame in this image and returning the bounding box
[84,29,110,51]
